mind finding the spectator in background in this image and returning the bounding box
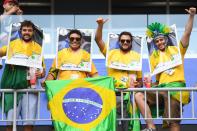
[0,0,23,67]
[0,0,23,43]
[0,0,22,20]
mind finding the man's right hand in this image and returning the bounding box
[96,17,108,26]
[7,6,22,15]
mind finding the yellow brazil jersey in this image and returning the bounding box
[56,48,90,69]
[6,39,41,59]
[107,49,140,66]
[150,46,179,72]
[0,39,45,68]
[101,45,142,88]
[156,42,187,85]
[50,48,98,80]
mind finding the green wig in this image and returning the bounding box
[146,22,171,39]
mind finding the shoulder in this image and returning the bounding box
[58,48,68,55]
[150,50,159,60]
[9,39,21,47]
[33,41,42,48]
[81,49,90,55]
[109,49,119,54]
[131,50,140,56]
[168,46,178,50]
[10,39,20,44]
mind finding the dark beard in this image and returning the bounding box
[22,36,32,42]
[119,44,132,52]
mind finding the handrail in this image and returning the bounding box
[0,88,196,131]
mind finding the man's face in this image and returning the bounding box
[21,26,34,42]
[154,36,166,51]
[69,33,81,51]
[3,2,18,12]
[119,35,132,52]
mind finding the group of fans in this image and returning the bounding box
[0,0,196,131]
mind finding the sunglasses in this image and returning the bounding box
[69,37,81,42]
[120,39,131,43]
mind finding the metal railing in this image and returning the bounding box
[116,88,197,121]
[0,89,48,131]
[0,88,197,131]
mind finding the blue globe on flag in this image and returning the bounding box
[62,88,103,124]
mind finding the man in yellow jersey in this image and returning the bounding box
[95,17,143,131]
[43,29,98,131]
[108,48,141,69]
[107,34,141,71]
[135,7,196,131]
[43,29,98,81]
[149,40,179,74]
[0,20,42,61]
[0,20,45,131]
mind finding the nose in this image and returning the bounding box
[157,40,162,45]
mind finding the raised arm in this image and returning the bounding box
[0,5,23,21]
[95,17,108,52]
[181,7,196,47]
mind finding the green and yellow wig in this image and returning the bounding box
[146,22,171,40]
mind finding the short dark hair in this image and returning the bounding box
[20,20,44,39]
[68,29,82,39]
[20,20,35,31]
[118,31,133,42]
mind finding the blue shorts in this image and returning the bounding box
[7,93,38,125]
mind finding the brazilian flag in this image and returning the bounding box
[45,76,116,131]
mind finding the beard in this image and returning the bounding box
[22,34,32,42]
[119,44,132,52]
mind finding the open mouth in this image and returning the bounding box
[122,44,129,48]
[23,34,30,38]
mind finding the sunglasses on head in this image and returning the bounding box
[69,37,81,42]
[120,39,131,43]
